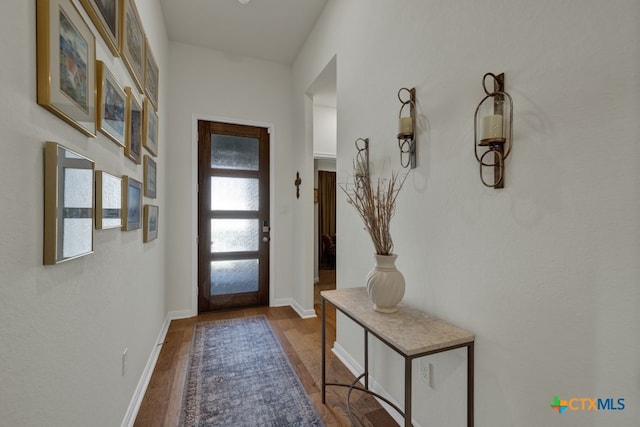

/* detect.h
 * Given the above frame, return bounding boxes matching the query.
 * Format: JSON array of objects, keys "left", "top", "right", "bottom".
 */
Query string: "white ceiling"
[{"left": 159, "top": 0, "right": 329, "bottom": 65}]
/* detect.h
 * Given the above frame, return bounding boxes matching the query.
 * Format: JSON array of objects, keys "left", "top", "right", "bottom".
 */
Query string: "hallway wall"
[
  {"left": 0, "top": 0, "right": 169, "bottom": 425},
  {"left": 293, "top": 0, "right": 640, "bottom": 425}
]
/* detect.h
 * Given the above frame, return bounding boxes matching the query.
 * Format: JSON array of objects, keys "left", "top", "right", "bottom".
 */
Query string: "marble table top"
[{"left": 321, "top": 287, "right": 474, "bottom": 356}]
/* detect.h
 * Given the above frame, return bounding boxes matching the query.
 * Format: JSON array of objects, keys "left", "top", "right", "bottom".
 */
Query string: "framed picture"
[
  {"left": 120, "top": 0, "right": 144, "bottom": 93},
  {"left": 95, "top": 171, "right": 122, "bottom": 229},
  {"left": 97, "top": 61, "right": 126, "bottom": 147},
  {"left": 143, "top": 155, "right": 157, "bottom": 198},
  {"left": 144, "top": 37, "right": 159, "bottom": 110},
  {"left": 43, "top": 142, "right": 95, "bottom": 265},
  {"left": 142, "top": 98, "right": 158, "bottom": 156},
  {"left": 122, "top": 176, "right": 142, "bottom": 231},
  {"left": 125, "top": 87, "right": 142, "bottom": 164},
  {"left": 37, "top": 0, "right": 96, "bottom": 137},
  {"left": 143, "top": 205, "right": 159, "bottom": 242},
  {"left": 79, "top": 0, "right": 119, "bottom": 56}
]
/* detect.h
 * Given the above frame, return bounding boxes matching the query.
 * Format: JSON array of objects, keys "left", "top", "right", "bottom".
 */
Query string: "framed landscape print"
[
  {"left": 144, "top": 38, "right": 159, "bottom": 110},
  {"left": 122, "top": 176, "right": 142, "bottom": 231},
  {"left": 143, "top": 205, "right": 159, "bottom": 242},
  {"left": 125, "top": 87, "right": 142, "bottom": 164},
  {"left": 143, "top": 155, "right": 156, "bottom": 198},
  {"left": 97, "top": 61, "right": 126, "bottom": 147},
  {"left": 36, "top": 0, "right": 96, "bottom": 137},
  {"left": 79, "top": 0, "right": 119, "bottom": 56},
  {"left": 95, "top": 170, "right": 122, "bottom": 229},
  {"left": 121, "top": 0, "right": 144, "bottom": 93},
  {"left": 44, "top": 142, "right": 95, "bottom": 265},
  {"left": 142, "top": 98, "right": 158, "bottom": 156}
]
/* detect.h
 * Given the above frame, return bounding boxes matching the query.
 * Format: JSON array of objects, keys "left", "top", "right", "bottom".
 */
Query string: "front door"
[{"left": 198, "top": 120, "right": 270, "bottom": 311}]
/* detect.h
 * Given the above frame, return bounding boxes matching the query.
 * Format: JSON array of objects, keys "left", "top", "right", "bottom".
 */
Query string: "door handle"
[{"left": 262, "top": 236, "right": 270, "bottom": 242}]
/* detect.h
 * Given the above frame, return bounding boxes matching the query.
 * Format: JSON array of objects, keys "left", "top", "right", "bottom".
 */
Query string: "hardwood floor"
[{"left": 134, "top": 275, "right": 397, "bottom": 426}]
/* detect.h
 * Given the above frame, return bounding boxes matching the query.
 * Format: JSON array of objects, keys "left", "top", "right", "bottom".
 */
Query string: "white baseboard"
[
  {"left": 331, "top": 341, "right": 361, "bottom": 376},
  {"left": 331, "top": 342, "right": 422, "bottom": 427},
  {"left": 272, "top": 297, "right": 317, "bottom": 319},
  {"left": 120, "top": 310, "right": 192, "bottom": 427},
  {"left": 168, "top": 308, "right": 196, "bottom": 320}
]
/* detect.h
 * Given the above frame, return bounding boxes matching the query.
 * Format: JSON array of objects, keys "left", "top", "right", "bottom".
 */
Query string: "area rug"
[{"left": 180, "top": 315, "right": 324, "bottom": 426}]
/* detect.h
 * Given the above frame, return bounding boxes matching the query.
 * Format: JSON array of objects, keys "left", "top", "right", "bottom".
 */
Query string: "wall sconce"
[
  {"left": 474, "top": 73, "right": 513, "bottom": 188},
  {"left": 354, "top": 137, "right": 369, "bottom": 189},
  {"left": 397, "top": 87, "right": 416, "bottom": 169}
]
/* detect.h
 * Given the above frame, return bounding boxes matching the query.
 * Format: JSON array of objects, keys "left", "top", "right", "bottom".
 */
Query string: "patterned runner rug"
[{"left": 180, "top": 315, "right": 324, "bottom": 426}]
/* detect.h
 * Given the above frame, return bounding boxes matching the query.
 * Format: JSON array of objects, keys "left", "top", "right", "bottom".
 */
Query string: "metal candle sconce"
[
  {"left": 354, "top": 137, "right": 369, "bottom": 190},
  {"left": 397, "top": 87, "right": 416, "bottom": 169},
  {"left": 474, "top": 73, "right": 513, "bottom": 188}
]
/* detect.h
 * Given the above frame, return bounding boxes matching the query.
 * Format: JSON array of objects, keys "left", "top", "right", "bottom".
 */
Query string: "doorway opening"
[{"left": 308, "top": 57, "right": 337, "bottom": 314}]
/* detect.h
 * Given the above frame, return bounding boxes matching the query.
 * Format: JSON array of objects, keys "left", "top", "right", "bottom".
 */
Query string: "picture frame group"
[{"left": 36, "top": 0, "right": 160, "bottom": 144}]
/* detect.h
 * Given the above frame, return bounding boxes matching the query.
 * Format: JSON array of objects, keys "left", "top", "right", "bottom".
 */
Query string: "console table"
[{"left": 321, "top": 287, "right": 475, "bottom": 427}]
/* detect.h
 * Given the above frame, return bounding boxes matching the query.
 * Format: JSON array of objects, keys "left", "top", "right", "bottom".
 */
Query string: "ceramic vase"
[{"left": 366, "top": 254, "right": 405, "bottom": 313}]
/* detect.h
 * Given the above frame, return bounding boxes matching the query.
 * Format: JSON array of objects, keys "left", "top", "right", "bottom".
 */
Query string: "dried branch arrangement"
[{"left": 341, "top": 158, "right": 407, "bottom": 255}]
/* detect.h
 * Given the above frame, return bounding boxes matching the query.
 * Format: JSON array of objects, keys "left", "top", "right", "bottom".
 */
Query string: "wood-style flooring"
[{"left": 134, "top": 271, "right": 397, "bottom": 427}]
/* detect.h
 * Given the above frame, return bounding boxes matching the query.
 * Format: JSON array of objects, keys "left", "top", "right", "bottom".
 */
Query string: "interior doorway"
[{"left": 308, "top": 57, "right": 337, "bottom": 313}]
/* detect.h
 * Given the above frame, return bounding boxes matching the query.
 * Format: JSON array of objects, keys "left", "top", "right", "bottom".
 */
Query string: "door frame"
[{"left": 190, "top": 114, "right": 275, "bottom": 315}]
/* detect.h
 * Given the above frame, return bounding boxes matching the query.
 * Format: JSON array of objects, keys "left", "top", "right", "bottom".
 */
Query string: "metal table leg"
[
  {"left": 405, "top": 357, "right": 412, "bottom": 427},
  {"left": 322, "top": 298, "right": 326, "bottom": 404},
  {"left": 468, "top": 342, "right": 474, "bottom": 427}
]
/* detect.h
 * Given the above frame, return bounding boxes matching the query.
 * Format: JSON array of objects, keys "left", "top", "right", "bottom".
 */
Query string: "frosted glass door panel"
[
  {"left": 211, "top": 259, "right": 259, "bottom": 295},
  {"left": 211, "top": 219, "right": 259, "bottom": 253},
  {"left": 211, "top": 134, "right": 259, "bottom": 170},
  {"left": 211, "top": 177, "right": 259, "bottom": 211}
]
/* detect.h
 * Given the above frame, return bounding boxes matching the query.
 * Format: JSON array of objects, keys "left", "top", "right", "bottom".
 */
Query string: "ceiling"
[{"left": 159, "top": 0, "right": 329, "bottom": 65}]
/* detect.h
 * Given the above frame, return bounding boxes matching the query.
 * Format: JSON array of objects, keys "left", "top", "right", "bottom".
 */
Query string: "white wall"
[
  {"left": 313, "top": 104, "right": 337, "bottom": 158},
  {"left": 0, "top": 0, "right": 169, "bottom": 425},
  {"left": 294, "top": 0, "right": 640, "bottom": 426},
  {"left": 165, "top": 42, "right": 309, "bottom": 314}
]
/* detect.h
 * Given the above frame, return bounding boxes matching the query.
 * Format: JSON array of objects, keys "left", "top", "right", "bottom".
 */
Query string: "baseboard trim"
[
  {"left": 120, "top": 310, "right": 189, "bottom": 427},
  {"left": 272, "top": 297, "right": 317, "bottom": 319}
]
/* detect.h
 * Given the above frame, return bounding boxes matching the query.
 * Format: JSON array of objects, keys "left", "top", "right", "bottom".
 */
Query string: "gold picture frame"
[
  {"left": 143, "top": 205, "right": 159, "bottom": 242},
  {"left": 44, "top": 142, "right": 95, "bottom": 265},
  {"left": 120, "top": 0, "right": 145, "bottom": 93},
  {"left": 37, "top": 0, "right": 96, "bottom": 137},
  {"left": 95, "top": 170, "right": 122, "bottom": 229},
  {"left": 79, "top": 0, "right": 120, "bottom": 56},
  {"left": 122, "top": 176, "right": 142, "bottom": 231},
  {"left": 144, "top": 37, "right": 159, "bottom": 111},
  {"left": 143, "top": 155, "right": 157, "bottom": 198},
  {"left": 124, "top": 87, "right": 142, "bottom": 164},
  {"left": 142, "top": 97, "right": 158, "bottom": 156},
  {"left": 97, "top": 61, "right": 126, "bottom": 147}
]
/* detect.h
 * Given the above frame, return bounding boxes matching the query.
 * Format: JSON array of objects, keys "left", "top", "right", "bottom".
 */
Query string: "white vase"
[{"left": 366, "top": 254, "right": 405, "bottom": 313}]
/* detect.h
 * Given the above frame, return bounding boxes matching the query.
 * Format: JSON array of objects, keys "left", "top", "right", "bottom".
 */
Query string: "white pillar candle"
[
  {"left": 482, "top": 114, "right": 503, "bottom": 140},
  {"left": 398, "top": 116, "right": 413, "bottom": 135}
]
